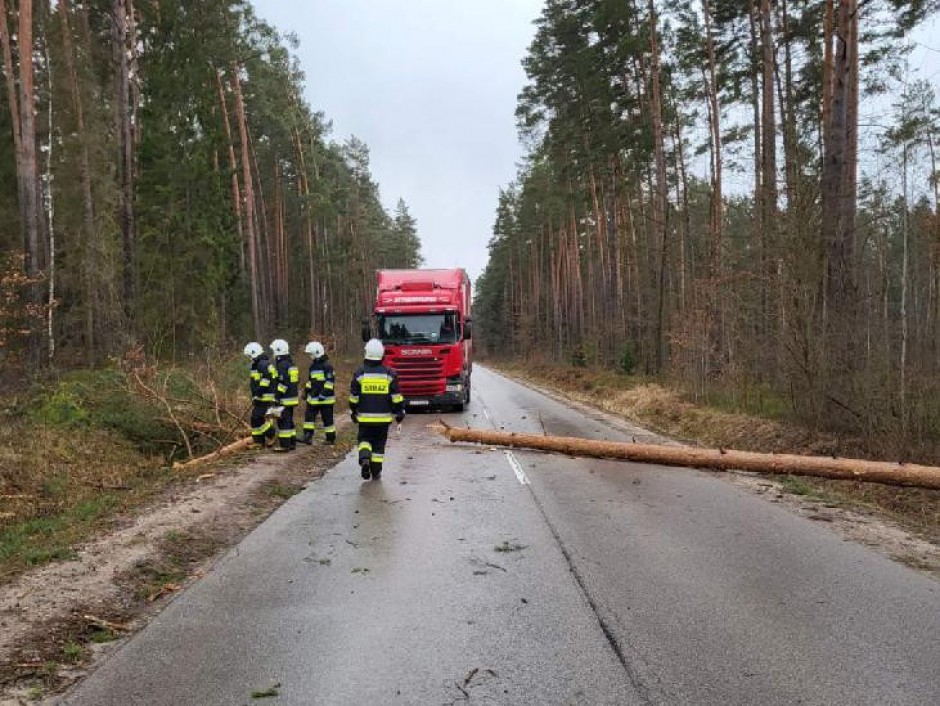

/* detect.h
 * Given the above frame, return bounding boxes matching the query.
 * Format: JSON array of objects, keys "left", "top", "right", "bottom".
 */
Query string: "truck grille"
[{"left": 389, "top": 355, "right": 445, "bottom": 397}]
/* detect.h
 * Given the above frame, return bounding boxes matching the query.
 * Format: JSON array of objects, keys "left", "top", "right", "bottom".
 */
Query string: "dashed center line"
[{"left": 505, "top": 451, "right": 529, "bottom": 485}]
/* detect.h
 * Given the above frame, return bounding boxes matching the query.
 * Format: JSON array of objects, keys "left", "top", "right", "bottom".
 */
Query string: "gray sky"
[
  {"left": 250, "top": 1, "right": 940, "bottom": 283},
  {"left": 251, "top": 0, "right": 544, "bottom": 282}
]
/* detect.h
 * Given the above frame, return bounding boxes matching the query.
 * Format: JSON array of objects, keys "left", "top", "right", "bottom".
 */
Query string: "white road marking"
[
  {"left": 505, "top": 450, "right": 529, "bottom": 485},
  {"left": 483, "top": 407, "right": 493, "bottom": 423}
]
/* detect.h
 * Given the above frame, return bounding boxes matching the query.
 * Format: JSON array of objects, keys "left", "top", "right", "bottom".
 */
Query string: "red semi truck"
[{"left": 364, "top": 269, "right": 473, "bottom": 411}]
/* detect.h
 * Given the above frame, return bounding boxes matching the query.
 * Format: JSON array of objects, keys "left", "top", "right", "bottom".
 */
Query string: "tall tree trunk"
[
  {"left": 113, "top": 0, "right": 136, "bottom": 328},
  {"left": 821, "top": 0, "right": 859, "bottom": 417},
  {"left": 748, "top": 0, "right": 763, "bottom": 262},
  {"left": 0, "top": 0, "right": 20, "bottom": 155},
  {"left": 702, "top": 0, "right": 723, "bottom": 275},
  {"left": 230, "top": 63, "right": 262, "bottom": 339},
  {"left": 2, "top": 0, "right": 44, "bottom": 364},
  {"left": 214, "top": 67, "right": 244, "bottom": 275},
  {"left": 291, "top": 125, "right": 318, "bottom": 333},
  {"left": 59, "top": 0, "right": 97, "bottom": 362},
  {"left": 648, "top": 0, "right": 668, "bottom": 373},
  {"left": 927, "top": 131, "right": 940, "bottom": 363},
  {"left": 43, "top": 23, "right": 54, "bottom": 361},
  {"left": 760, "top": 0, "right": 779, "bottom": 377},
  {"left": 900, "top": 143, "right": 910, "bottom": 438},
  {"left": 821, "top": 0, "right": 834, "bottom": 160}
]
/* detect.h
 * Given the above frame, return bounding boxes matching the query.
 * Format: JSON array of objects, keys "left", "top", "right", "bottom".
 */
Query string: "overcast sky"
[
  {"left": 250, "top": 0, "right": 543, "bottom": 282},
  {"left": 250, "top": 1, "right": 940, "bottom": 283}
]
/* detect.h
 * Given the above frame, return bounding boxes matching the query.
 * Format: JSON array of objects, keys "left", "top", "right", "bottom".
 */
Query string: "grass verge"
[{"left": 0, "top": 352, "right": 357, "bottom": 583}]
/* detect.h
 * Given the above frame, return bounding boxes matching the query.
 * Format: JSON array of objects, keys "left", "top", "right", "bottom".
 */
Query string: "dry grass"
[{"left": 495, "top": 360, "right": 940, "bottom": 543}]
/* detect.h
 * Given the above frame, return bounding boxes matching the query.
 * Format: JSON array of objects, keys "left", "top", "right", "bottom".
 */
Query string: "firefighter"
[
  {"left": 349, "top": 338, "right": 405, "bottom": 480},
  {"left": 243, "top": 342, "right": 277, "bottom": 448},
  {"left": 300, "top": 340, "right": 336, "bottom": 445},
  {"left": 270, "top": 338, "right": 300, "bottom": 452}
]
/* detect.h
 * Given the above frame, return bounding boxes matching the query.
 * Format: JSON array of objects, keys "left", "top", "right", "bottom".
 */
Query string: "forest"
[
  {"left": 476, "top": 0, "right": 940, "bottom": 453},
  {"left": 0, "top": 0, "right": 421, "bottom": 364}
]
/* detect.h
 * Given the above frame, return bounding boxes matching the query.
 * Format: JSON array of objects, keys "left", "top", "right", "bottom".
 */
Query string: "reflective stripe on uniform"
[
  {"left": 358, "top": 441, "right": 372, "bottom": 452},
  {"left": 307, "top": 397, "right": 335, "bottom": 405},
  {"left": 259, "top": 379, "right": 270, "bottom": 387},
  {"left": 259, "top": 394, "right": 275, "bottom": 402},
  {"left": 252, "top": 421, "right": 272, "bottom": 434},
  {"left": 371, "top": 454, "right": 384, "bottom": 463},
  {"left": 348, "top": 395, "right": 360, "bottom": 404},
  {"left": 323, "top": 382, "right": 335, "bottom": 391},
  {"left": 289, "top": 367, "right": 299, "bottom": 383},
  {"left": 309, "top": 372, "right": 326, "bottom": 380},
  {"left": 278, "top": 429, "right": 296, "bottom": 438},
  {"left": 357, "top": 412, "right": 393, "bottom": 423},
  {"left": 303, "top": 422, "right": 316, "bottom": 431},
  {"left": 250, "top": 371, "right": 261, "bottom": 380},
  {"left": 281, "top": 397, "right": 299, "bottom": 406},
  {"left": 323, "top": 425, "right": 336, "bottom": 433},
  {"left": 392, "top": 394, "right": 404, "bottom": 404}
]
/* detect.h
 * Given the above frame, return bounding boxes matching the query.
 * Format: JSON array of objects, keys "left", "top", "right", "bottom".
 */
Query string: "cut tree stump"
[{"left": 437, "top": 425, "right": 940, "bottom": 490}]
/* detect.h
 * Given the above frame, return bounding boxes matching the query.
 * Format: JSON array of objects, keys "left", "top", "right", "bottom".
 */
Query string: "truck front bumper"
[{"left": 405, "top": 390, "right": 464, "bottom": 409}]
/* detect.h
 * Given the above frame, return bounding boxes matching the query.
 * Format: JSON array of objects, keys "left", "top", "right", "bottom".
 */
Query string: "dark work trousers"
[
  {"left": 357, "top": 423, "right": 390, "bottom": 474},
  {"left": 303, "top": 404, "right": 336, "bottom": 442},
  {"left": 277, "top": 404, "right": 297, "bottom": 449},
  {"left": 250, "top": 403, "right": 275, "bottom": 445}
]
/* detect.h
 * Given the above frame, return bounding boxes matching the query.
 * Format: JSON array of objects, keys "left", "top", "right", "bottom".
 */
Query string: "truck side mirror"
[
  {"left": 463, "top": 318, "right": 473, "bottom": 340},
  {"left": 361, "top": 319, "right": 372, "bottom": 343}
]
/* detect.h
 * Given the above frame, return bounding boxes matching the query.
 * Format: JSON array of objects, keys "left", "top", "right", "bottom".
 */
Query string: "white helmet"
[
  {"left": 270, "top": 338, "right": 290, "bottom": 357},
  {"left": 305, "top": 341, "right": 325, "bottom": 359},
  {"left": 243, "top": 342, "right": 263, "bottom": 359},
  {"left": 364, "top": 338, "right": 385, "bottom": 361}
]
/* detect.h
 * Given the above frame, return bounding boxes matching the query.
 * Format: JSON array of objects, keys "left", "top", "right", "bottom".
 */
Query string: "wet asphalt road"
[{"left": 61, "top": 366, "right": 939, "bottom": 705}]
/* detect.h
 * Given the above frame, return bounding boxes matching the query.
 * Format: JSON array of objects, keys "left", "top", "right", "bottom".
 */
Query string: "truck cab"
[{"left": 367, "top": 269, "right": 473, "bottom": 411}]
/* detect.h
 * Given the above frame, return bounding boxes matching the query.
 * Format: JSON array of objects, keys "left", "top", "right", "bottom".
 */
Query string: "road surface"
[{"left": 61, "top": 366, "right": 940, "bottom": 705}]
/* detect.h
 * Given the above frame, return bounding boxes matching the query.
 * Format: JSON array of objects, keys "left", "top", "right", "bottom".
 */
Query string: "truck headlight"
[{"left": 446, "top": 383, "right": 463, "bottom": 393}]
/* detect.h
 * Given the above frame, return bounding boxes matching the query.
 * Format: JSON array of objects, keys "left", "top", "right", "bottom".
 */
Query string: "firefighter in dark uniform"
[
  {"left": 300, "top": 340, "right": 336, "bottom": 445},
  {"left": 349, "top": 338, "right": 405, "bottom": 480},
  {"left": 270, "top": 338, "right": 300, "bottom": 452},
  {"left": 244, "top": 342, "right": 278, "bottom": 448}
]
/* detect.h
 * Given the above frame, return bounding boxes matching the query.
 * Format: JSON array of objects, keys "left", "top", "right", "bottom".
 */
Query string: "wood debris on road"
[{"left": 436, "top": 423, "right": 940, "bottom": 490}]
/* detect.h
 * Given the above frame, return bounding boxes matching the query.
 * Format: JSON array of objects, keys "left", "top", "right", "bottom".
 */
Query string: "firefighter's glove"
[
  {"left": 350, "top": 412, "right": 358, "bottom": 424},
  {"left": 395, "top": 412, "right": 405, "bottom": 424}
]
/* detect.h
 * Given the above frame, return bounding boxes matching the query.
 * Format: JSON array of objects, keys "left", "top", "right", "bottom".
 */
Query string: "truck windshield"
[{"left": 378, "top": 313, "right": 459, "bottom": 345}]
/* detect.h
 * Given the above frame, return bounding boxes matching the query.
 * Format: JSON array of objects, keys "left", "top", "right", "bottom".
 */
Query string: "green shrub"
[
  {"left": 619, "top": 344, "right": 638, "bottom": 375},
  {"left": 28, "top": 385, "right": 89, "bottom": 427}
]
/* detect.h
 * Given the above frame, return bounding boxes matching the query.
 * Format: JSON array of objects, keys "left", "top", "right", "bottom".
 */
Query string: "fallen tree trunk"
[
  {"left": 438, "top": 426, "right": 940, "bottom": 490},
  {"left": 172, "top": 436, "right": 254, "bottom": 471}
]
